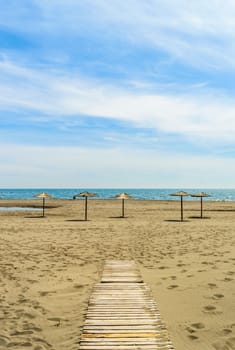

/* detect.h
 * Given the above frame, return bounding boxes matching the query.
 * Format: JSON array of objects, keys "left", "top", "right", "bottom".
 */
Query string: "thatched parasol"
[
  {"left": 114, "top": 192, "right": 132, "bottom": 218},
  {"left": 73, "top": 192, "right": 96, "bottom": 221},
  {"left": 190, "top": 192, "right": 210, "bottom": 218},
  {"left": 170, "top": 191, "right": 190, "bottom": 221},
  {"left": 34, "top": 192, "right": 52, "bottom": 217}
]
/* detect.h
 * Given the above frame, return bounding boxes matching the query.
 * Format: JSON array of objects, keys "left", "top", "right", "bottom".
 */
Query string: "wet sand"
[{"left": 0, "top": 198, "right": 235, "bottom": 350}]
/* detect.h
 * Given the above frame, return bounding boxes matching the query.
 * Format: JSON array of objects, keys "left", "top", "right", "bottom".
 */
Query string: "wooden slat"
[
  {"left": 83, "top": 329, "right": 166, "bottom": 334},
  {"left": 80, "top": 346, "right": 173, "bottom": 348},
  {"left": 83, "top": 326, "right": 165, "bottom": 330},
  {"left": 79, "top": 260, "right": 175, "bottom": 350},
  {"left": 80, "top": 344, "right": 174, "bottom": 350}
]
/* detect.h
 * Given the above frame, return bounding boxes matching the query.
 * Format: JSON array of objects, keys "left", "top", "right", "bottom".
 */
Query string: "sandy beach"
[{"left": 0, "top": 198, "right": 234, "bottom": 350}]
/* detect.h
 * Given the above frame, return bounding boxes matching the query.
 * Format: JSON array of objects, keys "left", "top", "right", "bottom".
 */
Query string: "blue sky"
[{"left": 1, "top": 0, "right": 235, "bottom": 188}]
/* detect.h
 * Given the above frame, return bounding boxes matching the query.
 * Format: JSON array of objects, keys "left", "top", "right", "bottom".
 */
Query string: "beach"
[{"left": 0, "top": 198, "right": 235, "bottom": 350}]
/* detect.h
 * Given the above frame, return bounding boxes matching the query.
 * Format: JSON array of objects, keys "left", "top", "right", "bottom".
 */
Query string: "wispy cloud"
[
  {"left": 2, "top": 1, "right": 235, "bottom": 70},
  {"left": 1, "top": 59, "right": 235, "bottom": 144}
]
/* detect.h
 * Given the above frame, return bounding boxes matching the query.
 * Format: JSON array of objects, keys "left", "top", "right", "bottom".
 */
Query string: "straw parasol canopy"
[
  {"left": 170, "top": 191, "right": 190, "bottom": 221},
  {"left": 114, "top": 192, "right": 133, "bottom": 218},
  {"left": 73, "top": 192, "right": 96, "bottom": 221},
  {"left": 34, "top": 192, "right": 52, "bottom": 217},
  {"left": 190, "top": 192, "right": 211, "bottom": 218}
]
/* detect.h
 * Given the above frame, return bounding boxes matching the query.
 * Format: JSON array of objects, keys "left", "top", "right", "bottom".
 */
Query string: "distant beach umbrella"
[
  {"left": 114, "top": 192, "right": 133, "bottom": 218},
  {"left": 34, "top": 192, "right": 52, "bottom": 217},
  {"left": 190, "top": 192, "right": 211, "bottom": 218},
  {"left": 170, "top": 191, "right": 190, "bottom": 222},
  {"left": 73, "top": 192, "right": 96, "bottom": 221}
]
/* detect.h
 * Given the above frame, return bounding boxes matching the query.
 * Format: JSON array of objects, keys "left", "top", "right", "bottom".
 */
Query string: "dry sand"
[{"left": 0, "top": 198, "right": 234, "bottom": 350}]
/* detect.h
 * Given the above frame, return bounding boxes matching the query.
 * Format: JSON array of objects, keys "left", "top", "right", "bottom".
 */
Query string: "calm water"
[
  {"left": 0, "top": 188, "right": 235, "bottom": 201},
  {"left": 0, "top": 207, "right": 41, "bottom": 211}
]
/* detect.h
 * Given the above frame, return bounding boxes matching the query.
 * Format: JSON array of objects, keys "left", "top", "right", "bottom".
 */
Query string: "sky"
[{"left": 1, "top": 0, "right": 235, "bottom": 188}]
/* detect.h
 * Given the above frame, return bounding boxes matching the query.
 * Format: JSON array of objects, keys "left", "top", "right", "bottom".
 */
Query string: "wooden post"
[
  {"left": 42, "top": 197, "right": 45, "bottom": 217},
  {"left": 85, "top": 196, "right": 88, "bottom": 221},
  {"left": 200, "top": 197, "right": 203, "bottom": 218},
  {"left": 122, "top": 198, "right": 125, "bottom": 217},
  {"left": 181, "top": 196, "right": 183, "bottom": 221}
]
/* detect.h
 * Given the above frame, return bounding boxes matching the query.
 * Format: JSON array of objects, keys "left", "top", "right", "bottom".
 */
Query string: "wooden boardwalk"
[{"left": 79, "top": 260, "right": 175, "bottom": 350}]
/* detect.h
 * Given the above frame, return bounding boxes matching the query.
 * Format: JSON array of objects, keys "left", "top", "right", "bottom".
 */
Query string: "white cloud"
[
  {"left": 1, "top": 59, "right": 235, "bottom": 143},
  {"left": 1, "top": 1, "right": 235, "bottom": 70},
  {"left": 7, "top": 0, "right": 234, "bottom": 70}
]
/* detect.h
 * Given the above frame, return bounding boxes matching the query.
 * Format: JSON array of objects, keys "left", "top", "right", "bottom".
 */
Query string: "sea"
[{"left": 0, "top": 188, "right": 235, "bottom": 201}]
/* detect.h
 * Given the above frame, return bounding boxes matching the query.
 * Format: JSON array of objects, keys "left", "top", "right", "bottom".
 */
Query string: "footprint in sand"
[
  {"left": 73, "top": 283, "right": 85, "bottom": 289},
  {"left": 223, "top": 277, "right": 233, "bottom": 282},
  {"left": 208, "top": 283, "right": 217, "bottom": 288},
  {"left": 204, "top": 305, "right": 216, "bottom": 311},
  {"left": 39, "top": 290, "right": 56, "bottom": 296},
  {"left": 226, "top": 271, "right": 235, "bottom": 276},
  {"left": 203, "top": 305, "right": 222, "bottom": 314},
  {"left": 221, "top": 328, "right": 232, "bottom": 336},
  {"left": 170, "top": 276, "right": 177, "bottom": 280},
  {"left": 191, "top": 322, "right": 205, "bottom": 330},
  {"left": 47, "top": 317, "right": 61, "bottom": 327},
  {"left": 185, "top": 327, "right": 199, "bottom": 340},
  {"left": 202, "top": 261, "right": 210, "bottom": 265},
  {"left": 167, "top": 284, "right": 179, "bottom": 289},
  {"left": 18, "top": 295, "right": 29, "bottom": 304},
  {"left": 213, "top": 293, "right": 224, "bottom": 300},
  {"left": 188, "top": 335, "right": 199, "bottom": 340},
  {"left": 186, "top": 326, "right": 196, "bottom": 334}
]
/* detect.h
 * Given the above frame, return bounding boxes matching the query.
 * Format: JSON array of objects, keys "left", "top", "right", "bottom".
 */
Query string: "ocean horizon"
[{"left": 1, "top": 188, "right": 235, "bottom": 201}]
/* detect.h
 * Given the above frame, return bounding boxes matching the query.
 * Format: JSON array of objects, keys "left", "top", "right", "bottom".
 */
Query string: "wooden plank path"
[{"left": 79, "top": 260, "right": 175, "bottom": 350}]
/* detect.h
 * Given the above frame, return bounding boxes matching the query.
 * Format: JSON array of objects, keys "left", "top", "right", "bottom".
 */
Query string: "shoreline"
[{"left": 1, "top": 197, "right": 235, "bottom": 205}]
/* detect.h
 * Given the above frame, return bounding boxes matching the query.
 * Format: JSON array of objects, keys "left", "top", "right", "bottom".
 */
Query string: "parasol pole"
[
  {"left": 122, "top": 198, "right": 125, "bottom": 217},
  {"left": 42, "top": 197, "right": 45, "bottom": 217},
  {"left": 181, "top": 195, "right": 183, "bottom": 221},
  {"left": 201, "top": 197, "right": 203, "bottom": 218},
  {"left": 85, "top": 196, "right": 88, "bottom": 221}
]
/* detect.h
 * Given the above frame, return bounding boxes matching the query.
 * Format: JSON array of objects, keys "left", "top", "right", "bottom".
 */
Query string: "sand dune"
[{"left": 0, "top": 199, "right": 234, "bottom": 350}]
